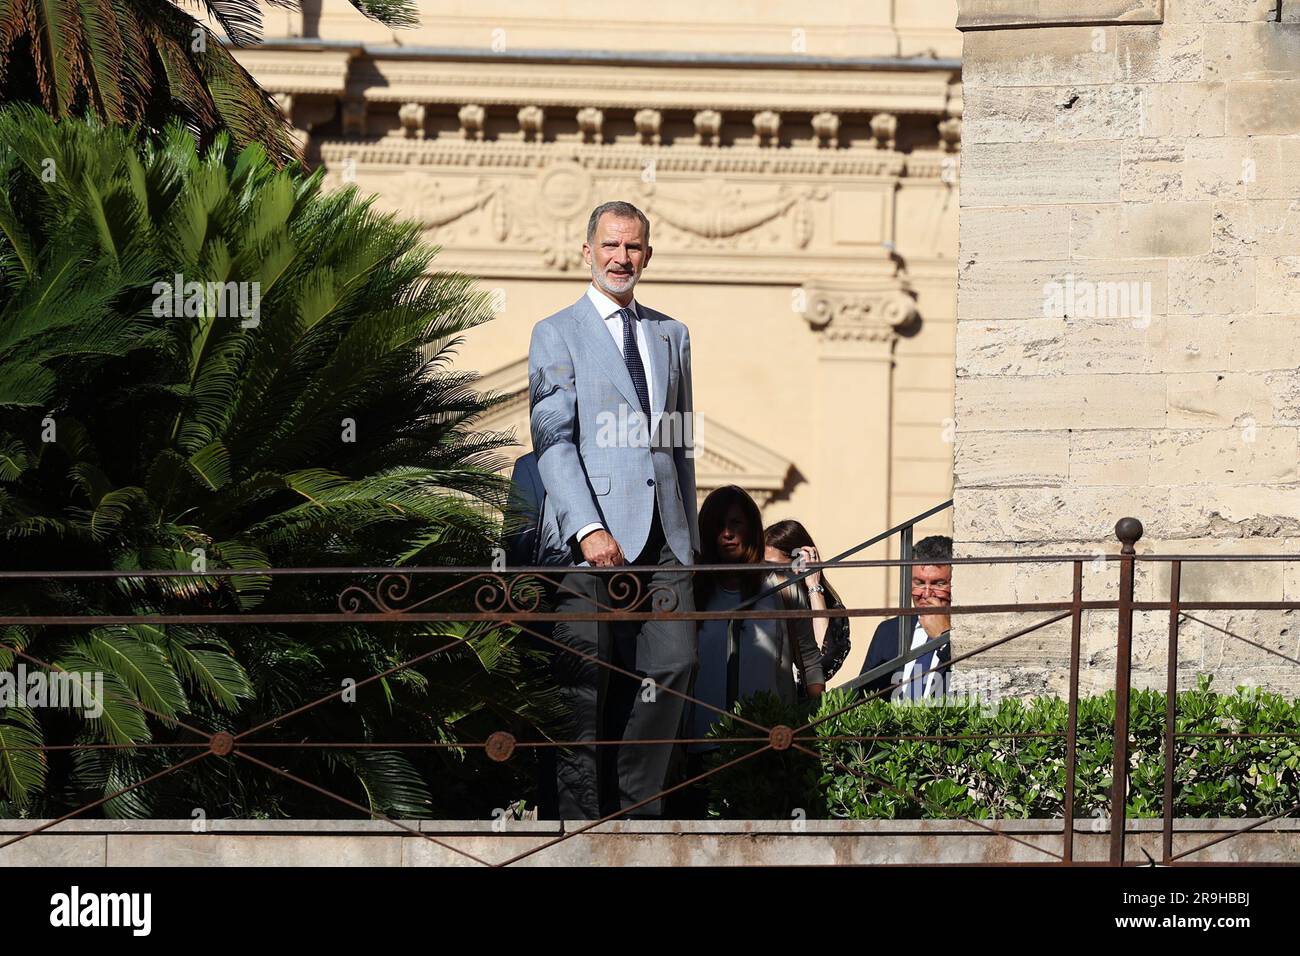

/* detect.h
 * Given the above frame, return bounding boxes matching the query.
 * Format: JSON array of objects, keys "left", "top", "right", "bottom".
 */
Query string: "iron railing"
[{"left": 1, "top": 515, "right": 1298, "bottom": 865}]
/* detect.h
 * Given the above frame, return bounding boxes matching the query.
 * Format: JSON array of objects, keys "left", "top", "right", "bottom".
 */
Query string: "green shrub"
[
  {"left": 703, "top": 676, "right": 1300, "bottom": 819},
  {"left": 0, "top": 108, "right": 561, "bottom": 819},
  {"left": 705, "top": 692, "right": 828, "bottom": 819}
]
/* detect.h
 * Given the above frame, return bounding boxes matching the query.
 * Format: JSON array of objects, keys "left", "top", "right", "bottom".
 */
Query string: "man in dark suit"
[
  {"left": 854, "top": 535, "right": 953, "bottom": 701},
  {"left": 503, "top": 452, "right": 567, "bottom": 569},
  {"left": 502, "top": 452, "right": 573, "bottom": 820}
]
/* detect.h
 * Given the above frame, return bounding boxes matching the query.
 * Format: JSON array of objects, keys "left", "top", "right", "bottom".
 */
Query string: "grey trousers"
[{"left": 548, "top": 511, "right": 696, "bottom": 819}]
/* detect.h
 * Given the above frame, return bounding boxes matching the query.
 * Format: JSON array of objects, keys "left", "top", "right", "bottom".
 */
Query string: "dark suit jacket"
[
  {"left": 504, "top": 452, "right": 568, "bottom": 567},
  {"left": 856, "top": 616, "right": 952, "bottom": 697}
]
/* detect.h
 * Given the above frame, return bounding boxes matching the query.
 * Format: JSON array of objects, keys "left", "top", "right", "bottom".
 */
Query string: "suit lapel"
[
  {"left": 645, "top": 311, "right": 670, "bottom": 419},
  {"left": 572, "top": 294, "right": 643, "bottom": 415}
]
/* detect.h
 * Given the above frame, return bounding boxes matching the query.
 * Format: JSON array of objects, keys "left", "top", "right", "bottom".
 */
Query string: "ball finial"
[{"left": 1115, "top": 517, "right": 1143, "bottom": 554}]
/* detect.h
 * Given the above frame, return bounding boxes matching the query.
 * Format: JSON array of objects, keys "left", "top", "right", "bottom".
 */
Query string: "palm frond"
[
  {"left": 0, "top": 107, "right": 554, "bottom": 819},
  {"left": 0, "top": 704, "right": 45, "bottom": 807}
]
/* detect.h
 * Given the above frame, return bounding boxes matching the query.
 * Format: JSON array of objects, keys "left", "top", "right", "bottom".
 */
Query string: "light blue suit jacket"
[{"left": 528, "top": 292, "right": 699, "bottom": 565}]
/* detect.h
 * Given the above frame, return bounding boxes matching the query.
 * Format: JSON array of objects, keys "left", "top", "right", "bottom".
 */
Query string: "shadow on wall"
[{"left": 302, "top": 0, "right": 322, "bottom": 38}]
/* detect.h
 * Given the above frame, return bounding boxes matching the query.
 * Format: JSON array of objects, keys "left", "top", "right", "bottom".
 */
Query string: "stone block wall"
[{"left": 953, "top": 1, "right": 1300, "bottom": 695}]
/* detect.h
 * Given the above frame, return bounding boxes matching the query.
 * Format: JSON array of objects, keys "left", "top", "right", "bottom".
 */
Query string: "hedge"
[{"left": 703, "top": 677, "right": 1300, "bottom": 820}]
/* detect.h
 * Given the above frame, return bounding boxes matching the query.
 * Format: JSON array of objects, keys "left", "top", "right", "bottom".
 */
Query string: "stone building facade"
[
  {"left": 233, "top": 1, "right": 964, "bottom": 681},
  {"left": 954, "top": 1, "right": 1300, "bottom": 695}
]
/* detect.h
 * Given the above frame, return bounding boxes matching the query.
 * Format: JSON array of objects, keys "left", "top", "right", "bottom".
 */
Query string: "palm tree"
[
  {"left": 0, "top": 105, "right": 560, "bottom": 819},
  {"left": 0, "top": 0, "right": 417, "bottom": 164}
]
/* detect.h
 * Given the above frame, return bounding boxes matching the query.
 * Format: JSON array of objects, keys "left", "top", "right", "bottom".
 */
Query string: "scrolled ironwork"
[
  {"left": 337, "top": 573, "right": 412, "bottom": 614},
  {"left": 606, "top": 570, "right": 644, "bottom": 610},
  {"left": 473, "top": 573, "right": 511, "bottom": 612},
  {"left": 649, "top": 584, "right": 681, "bottom": 613}
]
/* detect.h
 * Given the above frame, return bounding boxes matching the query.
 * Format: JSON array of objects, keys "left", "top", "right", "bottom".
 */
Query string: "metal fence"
[{"left": 1, "top": 515, "right": 1298, "bottom": 866}]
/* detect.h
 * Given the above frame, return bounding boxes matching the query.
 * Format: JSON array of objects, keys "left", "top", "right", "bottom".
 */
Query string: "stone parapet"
[{"left": 3, "top": 817, "right": 1297, "bottom": 865}]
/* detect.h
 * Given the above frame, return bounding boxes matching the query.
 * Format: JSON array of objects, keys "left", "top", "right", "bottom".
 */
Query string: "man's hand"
[
  {"left": 806, "top": 683, "right": 825, "bottom": 697},
  {"left": 579, "top": 529, "right": 625, "bottom": 567},
  {"left": 919, "top": 612, "right": 950, "bottom": 638}
]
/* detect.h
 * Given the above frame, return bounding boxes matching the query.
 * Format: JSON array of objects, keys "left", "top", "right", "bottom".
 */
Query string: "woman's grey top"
[{"left": 686, "top": 571, "right": 826, "bottom": 752}]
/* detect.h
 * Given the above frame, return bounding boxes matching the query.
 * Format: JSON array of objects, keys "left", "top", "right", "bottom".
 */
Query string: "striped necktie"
[{"left": 618, "top": 307, "right": 652, "bottom": 421}]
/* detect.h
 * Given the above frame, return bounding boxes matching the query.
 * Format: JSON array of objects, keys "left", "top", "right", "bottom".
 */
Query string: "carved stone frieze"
[
  {"left": 533, "top": 158, "right": 592, "bottom": 269},
  {"left": 316, "top": 136, "right": 914, "bottom": 277},
  {"left": 370, "top": 173, "right": 505, "bottom": 236},
  {"left": 638, "top": 179, "right": 826, "bottom": 250}
]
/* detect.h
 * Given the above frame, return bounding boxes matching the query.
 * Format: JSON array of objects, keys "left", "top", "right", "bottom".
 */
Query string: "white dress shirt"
[
  {"left": 901, "top": 619, "right": 941, "bottom": 700},
  {"left": 574, "top": 283, "right": 656, "bottom": 547},
  {"left": 585, "top": 283, "right": 654, "bottom": 401}
]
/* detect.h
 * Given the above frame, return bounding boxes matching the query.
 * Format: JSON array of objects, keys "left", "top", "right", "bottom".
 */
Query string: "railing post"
[
  {"left": 1063, "top": 560, "right": 1083, "bottom": 864},
  {"left": 1163, "top": 560, "right": 1181, "bottom": 864},
  {"left": 898, "top": 525, "right": 914, "bottom": 661},
  {"left": 1111, "top": 517, "right": 1143, "bottom": 867}
]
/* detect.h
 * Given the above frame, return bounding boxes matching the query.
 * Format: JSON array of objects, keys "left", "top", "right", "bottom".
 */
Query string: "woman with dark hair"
[
  {"left": 687, "top": 487, "right": 824, "bottom": 740},
  {"left": 672, "top": 486, "right": 824, "bottom": 815},
  {"left": 764, "top": 520, "right": 852, "bottom": 685}
]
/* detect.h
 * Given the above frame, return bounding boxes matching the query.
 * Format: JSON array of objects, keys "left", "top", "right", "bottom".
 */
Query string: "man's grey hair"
[
  {"left": 913, "top": 535, "right": 953, "bottom": 564},
  {"left": 586, "top": 201, "right": 651, "bottom": 247}
]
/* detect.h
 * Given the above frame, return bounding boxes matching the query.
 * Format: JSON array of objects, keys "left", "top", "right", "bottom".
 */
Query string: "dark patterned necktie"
[{"left": 618, "top": 307, "right": 652, "bottom": 421}]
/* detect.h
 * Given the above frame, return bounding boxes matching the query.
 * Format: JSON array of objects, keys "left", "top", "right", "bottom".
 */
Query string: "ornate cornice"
[
  {"left": 304, "top": 90, "right": 961, "bottom": 282},
  {"left": 906, "top": 154, "right": 961, "bottom": 180},
  {"left": 227, "top": 49, "right": 355, "bottom": 96},
  {"left": 956, "top": 0, "right": 1162, "bottom": 30},
  {"left": 232, "top": 46, "right": 960, "bottom": 117},
  {"left": 431, "top": 256, "right": 900, "bottom": 284},
  {"left": 316, "top": 139, "right": 915, "bottom": 178},
  {"left": 357, "top": 63, "right": 955, "bottom": 115}
]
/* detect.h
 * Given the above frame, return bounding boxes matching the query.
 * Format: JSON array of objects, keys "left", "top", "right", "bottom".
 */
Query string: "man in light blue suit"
[{"left": 528, "top": 200, "right": 699, "bottom": 819}]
